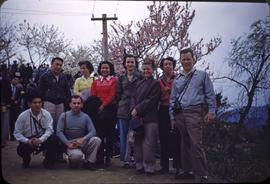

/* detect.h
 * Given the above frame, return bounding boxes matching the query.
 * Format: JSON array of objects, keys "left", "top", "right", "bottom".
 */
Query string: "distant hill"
[{"left": 218, "top": 105, "right": 269, "bottom": 128}]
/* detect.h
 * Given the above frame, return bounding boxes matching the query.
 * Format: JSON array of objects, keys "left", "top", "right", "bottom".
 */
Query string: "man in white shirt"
[{"left": 14, "top": 90, "right": 58, "bottom": 169}]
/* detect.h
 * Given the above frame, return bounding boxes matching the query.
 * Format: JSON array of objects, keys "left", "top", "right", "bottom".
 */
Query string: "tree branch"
[{"left": 214, "top": 76, "right": 249, "bottom": 94}]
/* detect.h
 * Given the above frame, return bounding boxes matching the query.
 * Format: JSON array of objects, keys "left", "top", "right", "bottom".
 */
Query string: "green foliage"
[{"left": 204, "top": 122, "right": 270, "bottom": 182}]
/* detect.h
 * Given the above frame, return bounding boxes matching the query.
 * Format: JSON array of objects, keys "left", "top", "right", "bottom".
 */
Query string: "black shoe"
[
  {"left": 136, "top": 169, "right": 144, "bottom": 175},
  {"left": 200, "top": 176, "right": 208, "bottom": 183},
  {"left": 83, "top": 161, "right": 96, "bottom": 170},
  {"left": 22, "top": 157, "right": 30, "bottom": 169},
  {"left": 145, "top": 171, "right": 154, "bottom": 176},
  {"left": 56, "top": 153, "right": 67, "bottom": 163},
  {"left": 105, "top": 158, "right": 111, "bottom": 167},
  {"left": 43, "top": 159, "right": 55, "bottom": 169},
  {"left": 175, "top": 171, "right": 195, "bottom": 180},
  {"left": 157, "top": 167, "right": 169, "bottom": 174}
]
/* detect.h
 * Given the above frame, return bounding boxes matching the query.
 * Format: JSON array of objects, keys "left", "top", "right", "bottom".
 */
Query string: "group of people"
[{"left": 3, "top": 47, "right": 216, "bottom": 182}]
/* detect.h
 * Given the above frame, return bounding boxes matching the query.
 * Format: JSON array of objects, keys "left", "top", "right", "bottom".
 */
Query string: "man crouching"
[
  {"left": 57, "top": 95, "right": 101, "bottom": 170},
  {"left": 14, "top": 90, "right": 58, "bottom": 169}
]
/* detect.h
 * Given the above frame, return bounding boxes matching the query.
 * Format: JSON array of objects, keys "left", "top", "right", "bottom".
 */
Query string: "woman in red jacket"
[{"left": 90, "top": 61, "right": 117, "bottom": 167}]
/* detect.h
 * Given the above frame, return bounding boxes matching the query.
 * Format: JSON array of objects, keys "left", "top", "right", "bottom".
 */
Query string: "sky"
[{"left": 1, "top": 0, "right": 269, "bottom": 106}]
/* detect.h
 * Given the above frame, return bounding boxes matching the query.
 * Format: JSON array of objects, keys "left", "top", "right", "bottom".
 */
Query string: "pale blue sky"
[{"left": 1, "top": 0, "right": 269, "bottom": 106}]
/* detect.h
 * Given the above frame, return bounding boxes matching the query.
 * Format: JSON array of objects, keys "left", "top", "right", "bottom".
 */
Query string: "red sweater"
[
  {"left": 159, "top": 76, "right": 174, "bottom": 106},
  {"left": 90, "top": 76, "right": 117, "bottom": 108}
]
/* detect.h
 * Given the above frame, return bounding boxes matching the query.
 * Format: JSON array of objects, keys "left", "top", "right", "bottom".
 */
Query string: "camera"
[
  {"left": 34, "top": 143, "right": 42, "bottom": 155},
  {"left": 173, "top": 101, "right": 182, "bottom": 113}
]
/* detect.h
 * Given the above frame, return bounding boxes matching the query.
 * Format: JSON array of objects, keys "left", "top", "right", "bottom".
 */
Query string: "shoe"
[
  {"left": 200, "top": 176, "right": 208, "bottom": 183},
  {"left": 68, "top": 160, "right": 80, "bottom": 169},
  {"left": 120, "top": 161, "right": 130, "bottom": 168},
  {"left": 105, "top": 158, "right": 111, "bottom": 167},
  {"left": 175, "top": 171, "right": 195, "bottom": 179},
  {"left": 22, "top": 157, "right": 30, "bottom": 169},
  {"left": 157, "top": 167, "right": 169, "bottom": 174},
  {"left": 145, "top": 171, "right": 154, "bottom": 176},
  {"left": 83, "top": 161, "right": 96, "bottom": 170},
  {"left": 136, "top": 169, "right": 144, "bottom": 175},
  {"left": 43, "top": 159, "right": 55, "bottom": 169},
  {"left": 56, "top": 153, "right": 67, "bottom": 164}
]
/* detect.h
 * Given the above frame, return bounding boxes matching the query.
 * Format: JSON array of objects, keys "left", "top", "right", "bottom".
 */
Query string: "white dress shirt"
[{"left": 14, "top": 108, "right": 54, "bottom": 143}]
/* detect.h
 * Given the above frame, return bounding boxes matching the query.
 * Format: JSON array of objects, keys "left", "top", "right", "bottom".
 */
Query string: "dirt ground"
[{"left": 1, "top": 141, "right": 226, "bottom": 184}]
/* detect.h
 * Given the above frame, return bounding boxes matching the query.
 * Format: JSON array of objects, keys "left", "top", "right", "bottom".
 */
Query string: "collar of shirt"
[
  {"left": 100, "top": 75, "right": 112, "bottom": 82},
  {"left": 81, "top": 75, "right": 91, "bottom": 80},
  {"left": 30, "top": 109, "right": 44, "bottom": 121},
  {"left": 179, "top": 67, "right": 196, "bottom": 77}
]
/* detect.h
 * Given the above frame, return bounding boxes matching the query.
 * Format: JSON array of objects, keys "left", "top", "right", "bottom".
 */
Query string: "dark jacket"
[
  {"left": 116, "top": 71, "right": 143, "bottom": 119},
  {"left": 130, "top": 76, "right": 161, "bottom": 124},
  {"left": 38, "top": 70, "right": 71, "bottom": 104}
]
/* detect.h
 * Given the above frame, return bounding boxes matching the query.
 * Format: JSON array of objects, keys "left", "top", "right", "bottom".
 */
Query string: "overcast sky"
[{"left": 1, "top": 0, "right": 269, "bottom": 106}]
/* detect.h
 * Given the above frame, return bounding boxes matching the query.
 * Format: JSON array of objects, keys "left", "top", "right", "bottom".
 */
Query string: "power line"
[
  {"left": 1, "top": 11, "right": 90, "bottom": 16},
  {"left": 1, "top": 8, "right": 91, "bottom": 16},
  {"left": 114, "top": 1, "right": 120, "bottom": 15},
  {"left": 92, "top": 0, "right": 96, "bottom": 17}
]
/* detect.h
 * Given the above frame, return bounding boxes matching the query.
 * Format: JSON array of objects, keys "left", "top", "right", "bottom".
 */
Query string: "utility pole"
[{"left": 91, "top": 14, "right": 118, "bottom": 61}]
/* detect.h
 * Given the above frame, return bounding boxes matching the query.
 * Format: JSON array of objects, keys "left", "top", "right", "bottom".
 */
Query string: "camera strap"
[
  {"left": 175, "top": 70, "right": 196, "bottom": 104},
  {"left": 30, "top": 113, "right": 45, "bottom": 137}
]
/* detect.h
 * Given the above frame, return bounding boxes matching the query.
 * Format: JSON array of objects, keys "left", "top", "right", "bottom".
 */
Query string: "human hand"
[
  {"left": 32, "top": 138, "right": 42, "bottom": 146},
  {"left": 131, "top": 109, "right": 137, "bottom": 117},
  {"left": 204, "top": 112, "right": 215, "bottom": 124},
  {"left": 67, "top": 142, "right": 78, "bottom": 149},
  {"left": 98, "top": 105, "right": 104, "bottom": 112},
  {"left": 170, "top": 119, "right": 176, "bottom": 129},
  {"left": 75, "top": 138, "right": 85, "bottom": 146}
]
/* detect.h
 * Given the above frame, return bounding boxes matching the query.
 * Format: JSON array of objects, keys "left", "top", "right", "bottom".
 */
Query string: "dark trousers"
[
  {"left": 17, "top": 135, "right": 58, "bottom": 165},
  {"left": 95, "top": 104, "right": 117, "bottom": 164},
  {"left": 9, "top": 105, "right": 21, "bottom": 140},
  {"left": 158, "top": 105, "right": 181, "bottom": 170}
]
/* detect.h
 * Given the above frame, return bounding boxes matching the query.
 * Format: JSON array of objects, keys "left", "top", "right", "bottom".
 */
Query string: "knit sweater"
[
  {"left": 56, "top": 110, "right": 96, "bottom": 145},
  {"left": 90, "top": 76, "right": 117, "bottom": 108}
]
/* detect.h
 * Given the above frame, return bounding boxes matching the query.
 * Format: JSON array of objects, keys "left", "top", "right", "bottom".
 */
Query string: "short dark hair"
[
  {"left": 27, "top": 89, "right": 43, "bottom": 102},
  {"left": 97, "top": 61, "right": 115, "bottom": 76},
  {"left": 123, "top": 54, "right": 138, "bottom": 70},
  {"left": 69, "top": 95, "right": 83, "bottom": 103},
  {"left": 51, "top": 57, "right": 64, "bottom": 65},
  {"left": 78, "top": 60, "right": 94, "bottom": 74},
  {"left": 159, "top": 57, "right": 176, "bottom": 70},
  {"left": 142, "top": 58, "right": 156, "bottom": 69},
  {"left": 180, "top": 48, "right": 195, "bottom": 60}
]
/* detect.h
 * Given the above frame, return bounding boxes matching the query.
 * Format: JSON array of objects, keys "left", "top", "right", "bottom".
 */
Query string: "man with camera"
[
  {"left": 13, "top": 90, "right": 58, "bottom": 169},
  {"left": 169, "top": 48, "right": 216, "bottom": 183}
]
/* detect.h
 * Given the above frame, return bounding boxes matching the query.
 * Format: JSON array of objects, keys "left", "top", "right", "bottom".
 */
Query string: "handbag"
[{"left": 130, "top": 117, "right": 144, "bottom": 138}]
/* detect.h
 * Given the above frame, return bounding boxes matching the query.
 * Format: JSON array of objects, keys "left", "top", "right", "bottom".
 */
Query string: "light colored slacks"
[
  {"left": 134, "top": 122, "right": 158, "bottom": 173},
  {"left": 67, "top": 137, "right": 101, "bottom": 163}
]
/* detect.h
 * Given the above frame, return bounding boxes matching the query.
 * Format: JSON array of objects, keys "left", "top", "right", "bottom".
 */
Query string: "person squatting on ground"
[
  {"left": 38, "top": 57, "right": 71, "bottom": 162},
  {"left": 90, "top": 61, "right": 117, "bottom": 167},
  {"left": 169, "top": 48, "right": 216, "bottom": 183},
  {"left": 13, "top": 90, "right": 58, "bottom": 169},
  {"left": 116, "top": 54, "right": 143, "bottom": 167},
  {"left": 130, "top": 58, "right": 161, "bottom": 175},
  {"left": 157, "top": 57, "right": 181, "bottom": 174},
  {"left": 57, "top": 95, "right": 101, "bottom": 170}
]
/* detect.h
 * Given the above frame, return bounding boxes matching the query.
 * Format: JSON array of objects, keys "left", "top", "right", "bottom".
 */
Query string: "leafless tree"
[
  {"left": 215, "top": 16, "right": 270, "bottom": 144},
  {"left": 15, "top": 20, "right": 71, "bottom": 67},
  {"left": 0, "top": 21, "right": 17, "bottom": 65}
]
